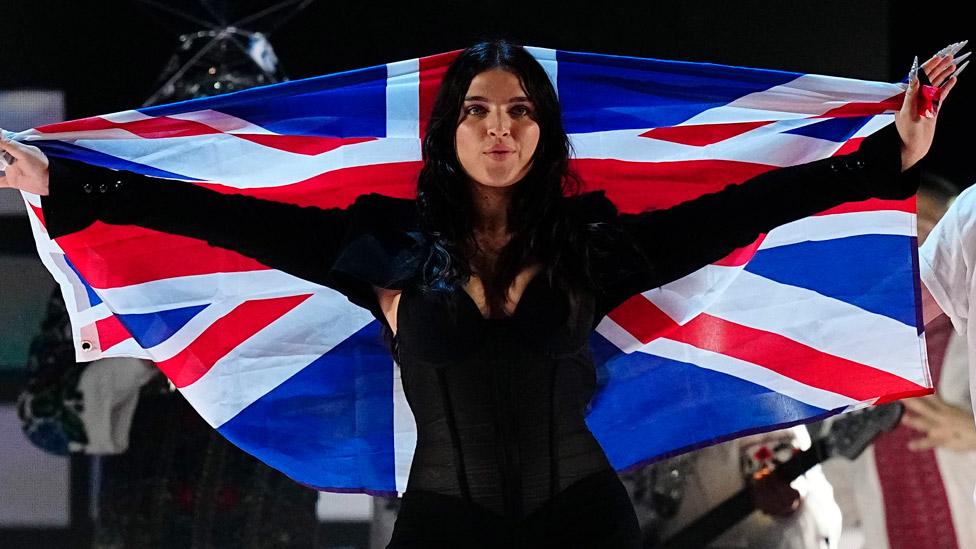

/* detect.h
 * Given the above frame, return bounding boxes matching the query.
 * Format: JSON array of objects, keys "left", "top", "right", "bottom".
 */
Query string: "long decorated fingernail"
[
  {"left": 955, "top": 59, "right": 970, "bottom": 78},
  {"left": 939, "top": 59, "right": 969, "bottom": 88},
  {"left": 955, "top": 51, "right": 972, "bottom": 64},
  {"left": 909, "top": 55, "right": 919, "bottom": 84},
  {"left": 950, "top": 40, "right": 969, "bottom": 56}
]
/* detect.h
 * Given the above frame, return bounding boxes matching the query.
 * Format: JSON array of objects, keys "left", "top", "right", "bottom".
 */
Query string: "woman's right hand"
[
  {"left": 0, "top": 131, "right": 51, "bottom": 196},
  {"left": 894, "top": 42, "right": 968, "bottom": 171}
]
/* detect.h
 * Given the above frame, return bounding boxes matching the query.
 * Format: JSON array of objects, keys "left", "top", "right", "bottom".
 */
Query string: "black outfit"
[{"left": 41, "top": 124, "right": 916, "bottom": 548}]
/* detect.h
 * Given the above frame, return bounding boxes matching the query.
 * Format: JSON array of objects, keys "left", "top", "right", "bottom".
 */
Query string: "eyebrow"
[{"left": 464, "top": 95, "right": 532, "bottom": 103}]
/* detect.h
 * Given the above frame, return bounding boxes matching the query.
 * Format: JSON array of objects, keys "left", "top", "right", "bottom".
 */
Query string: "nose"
[{"left": 487, "top": 112, "right": 511, "bottom": 137}]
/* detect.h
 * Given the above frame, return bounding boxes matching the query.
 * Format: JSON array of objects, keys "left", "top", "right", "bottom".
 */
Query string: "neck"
[{"left": 470, "top": 183, "right": 513, "bottom": 236}]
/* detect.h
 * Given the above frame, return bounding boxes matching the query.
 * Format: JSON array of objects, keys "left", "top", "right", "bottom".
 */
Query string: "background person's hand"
[
  {"left": 751, "top": 468, "right": 801, "bottom": 517},
  {"left": 0, "top": 131, "right": 51, "bottom": 196},
  {"left": 895, "top": 42, "right": 968, "bottom": 171},
  {"left": 902, "top": 394, "right": 976, "bottom": 452}
]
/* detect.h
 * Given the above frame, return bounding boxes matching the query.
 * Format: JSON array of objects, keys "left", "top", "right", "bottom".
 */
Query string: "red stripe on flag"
[
  {"left": 713, "top": 235, "right": 765, "bottom": 267},
  {"left": 418, "top": 50, "right": 461, "bottom": 139},
  {"left": 37, "top": 115, "right": 223, "bottom": 139},
  {"left": 607, "top": 295, "right": 928, "bottom": 402},
  {"left": 640, "top": 121, "right": 773, "bottom": 147},
  {"left": 573, "top": 158, "right": 776, "bottom": 213},
  {"left": 817, "top": 196, "right": 915, "bottom": 216},
  {"left": 157, "top": 294, "right": 312, "bottom": 388},
  {"left": 830, "top": 136, "right": 865, "bottom": 156},
  {"left": 56, "top": 223, "right": 272, "bottom": 288},
  {"left": 607, "top": 294, "right": 680, "bottom": 344},
  {"left": 95, "top": 314, "right": 132, "bottom": 352},
  {"left": 573, "top": 157, "right": 911, "bottom": 216},
  {"left": 818, "top": 95, "right": 903, "bottom": 117},
  {"left": 669, "top": 313, "right": 927, "bottom": 402},
  {"left": 234, "top": 134, "right": 376, "bottom": 155},
  {"left": 113, "top": 117, "right": 223, "bottom": 139},
  {"left": 29, "top": 204, "right": 46, "bottom": 228},
  {"left": 197, "top": 160, "right": 420, "bottom": 207},
  {"left": 35, "top": 116, "right": 119, "bottom": 133}
]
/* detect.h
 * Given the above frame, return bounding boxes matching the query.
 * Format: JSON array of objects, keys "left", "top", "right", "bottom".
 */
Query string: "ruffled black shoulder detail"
[{"left": 327, "top": 194, "right": 427, "bottom": 319}]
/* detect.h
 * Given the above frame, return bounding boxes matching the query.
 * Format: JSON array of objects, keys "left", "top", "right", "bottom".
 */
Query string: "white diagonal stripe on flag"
[
  {"left": 92, "top": 269, "right": 323, "bottom": 313},
  {"left": 685, "top": 74, "right": 902, "bottom": 124},
  {"left": 705, "top": 270, "right": 925, "bottom": 383},
  {"left": 60, "top": 134, "right": 421, "bottom": 188},
  {"left": 179, "top": 291, "right": 374, "bottom": 428},
  {"left": 641, "top": 337, "right": 861, "bottom": 410},
  {"left": 762, "top": 210, "right": 916, "bottom": 250},
  {"left": 169, "top": 109, "right": 277, "bottom": 134}
]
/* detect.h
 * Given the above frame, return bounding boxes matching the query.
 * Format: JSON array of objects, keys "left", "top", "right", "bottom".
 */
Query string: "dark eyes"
[{"left": 462, "top": 104, "right": 533, "bottom": 117}]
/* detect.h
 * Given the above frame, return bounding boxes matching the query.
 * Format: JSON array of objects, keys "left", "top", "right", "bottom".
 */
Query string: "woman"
[{"left": 0, "top": 41, "right": 962, "bottom": 548}]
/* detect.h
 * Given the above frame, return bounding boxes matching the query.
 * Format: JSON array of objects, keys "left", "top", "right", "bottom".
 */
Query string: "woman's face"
[{"left": 455, "top": 68, "right": 540, "bottom": 190}]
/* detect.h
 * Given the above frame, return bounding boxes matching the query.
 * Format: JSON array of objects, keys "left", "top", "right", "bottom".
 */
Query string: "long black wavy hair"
[{"left": 417, "top": 40, "right": 590, "bottom": 315}]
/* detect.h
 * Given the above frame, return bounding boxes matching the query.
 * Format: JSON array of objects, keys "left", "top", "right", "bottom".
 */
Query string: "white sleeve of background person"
[
  {"left": 919, "top": 183, "right": 976, "bottom": 504},
  {"left": 919, "top": 185, "right": 976, "bottom": 337}
]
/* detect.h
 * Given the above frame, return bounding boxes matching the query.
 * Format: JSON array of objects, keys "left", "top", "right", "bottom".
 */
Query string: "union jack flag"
[{"left": 16, "top": 47, "right": 931, "bottom": 495}]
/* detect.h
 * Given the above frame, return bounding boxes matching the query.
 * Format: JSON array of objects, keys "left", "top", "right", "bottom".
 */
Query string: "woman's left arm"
[{"left": 606, "top": 50, "right": 962, "bottom": 296}]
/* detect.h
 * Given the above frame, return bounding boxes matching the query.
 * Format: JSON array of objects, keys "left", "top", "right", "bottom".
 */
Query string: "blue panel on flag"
[
  {"left": 556, "top": 51, "right": 799, "bottom": 134},
  {"left": 116, "top": 304, "right": 208, "bottom": 348},
  {"left": 586, "top": 334, "right": 827, "bottom": 469},
  {"left": 784, "top": 116, "right": 870, "bottom": 142},
  {"left": 63, "top": 256, "right": 102, "bottom": 307},
  {"left": 140, "top": 65, "right": 388, "bottom": 138},
  {"left": 218, "top": 320, "right": 396, "bottom": 493},
  {"left": 35, "top": 140, "right": 197, "bottom": 180},
  {"left": 745, "top": 234, "right": 918, "bottom": 327}
]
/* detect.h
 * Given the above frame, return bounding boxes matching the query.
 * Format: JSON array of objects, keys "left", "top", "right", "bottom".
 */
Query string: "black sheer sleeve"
[
  {"left": 41, "top": 158, "right": 354, "bottom": 287},
  {"left": 592, "top": 123, "right": 920, "bottom": 317}
]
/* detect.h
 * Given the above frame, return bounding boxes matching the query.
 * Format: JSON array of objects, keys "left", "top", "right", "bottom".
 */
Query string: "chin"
[
  {"left": 471, "top": 168, "right": 531, "bottom": 189},
  {"left": 477, "top": 177, "right": 521, "bottom": 188}
]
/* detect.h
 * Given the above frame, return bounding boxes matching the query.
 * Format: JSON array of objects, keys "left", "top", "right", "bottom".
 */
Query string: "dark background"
[{"left": 1, "top": 0, "right": 973, "bottom": 184}]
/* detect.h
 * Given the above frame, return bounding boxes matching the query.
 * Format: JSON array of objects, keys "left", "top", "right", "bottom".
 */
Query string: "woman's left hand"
[{"left": 895, "top": 42, "right": 968, "bottom": 171}]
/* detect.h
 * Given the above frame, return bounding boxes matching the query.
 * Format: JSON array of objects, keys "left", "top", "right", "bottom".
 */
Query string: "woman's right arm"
[{"left": 1, "top": 138, "right": 352, "bottom": 286}]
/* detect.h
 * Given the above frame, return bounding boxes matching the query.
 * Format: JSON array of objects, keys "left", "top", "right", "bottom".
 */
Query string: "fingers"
[
  {"left": 902, "top": 396, "right": 942, "bottom": 417},
  {"left": 902, "top": 56, "right": 920, "bottom": 117},
  {"left": 901, "top": 411, "right": 935, "bottom": 433},
  {"left": 940, "top": 76, "right": 958, "bottom": 102},
  {"left": 910, "top": 41, "right": 970, "bottom": 117},
  {"left": 923, "top": 54, "right": 955, "bottom": 85},
  {"left": 0, "top": 134, "right": 28, "bottom": 162},
  {"left": 907, "top": 435, "right": 938, "bottom": 452},
  {"left": 954, "top": 59, "right": 970, "bottom": 79}
]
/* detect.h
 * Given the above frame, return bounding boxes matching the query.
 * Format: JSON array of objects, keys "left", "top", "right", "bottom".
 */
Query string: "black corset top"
[{"left": 393, "top": 276, "right": 614, "bottom": 520}]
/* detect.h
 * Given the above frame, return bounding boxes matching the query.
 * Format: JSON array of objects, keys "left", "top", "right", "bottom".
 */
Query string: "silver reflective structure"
[{"left": 137, "top": 0, "right": 316, "bottom": 105}]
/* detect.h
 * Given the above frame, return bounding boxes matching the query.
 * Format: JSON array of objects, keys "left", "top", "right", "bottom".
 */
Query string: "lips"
[{"left": 485, "top": 147, "right": 514, "bottom": 160}]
